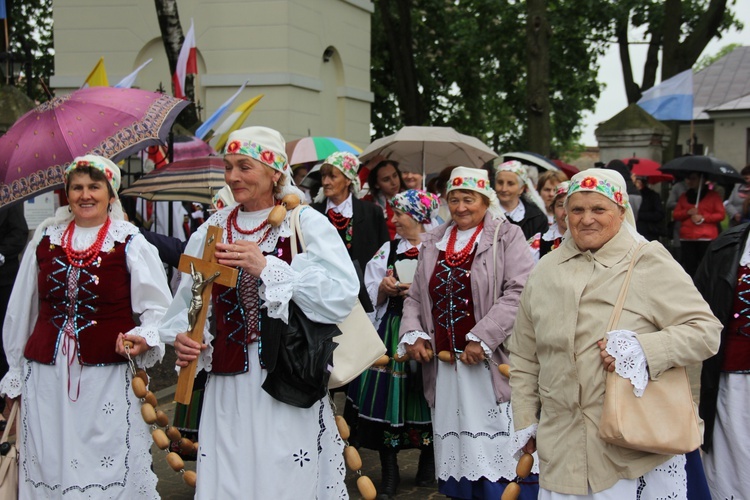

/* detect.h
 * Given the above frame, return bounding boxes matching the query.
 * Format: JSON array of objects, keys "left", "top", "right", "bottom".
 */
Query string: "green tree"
[
  {"left": 371, "top": 0, "right": 609, "bottom": 154},
  {"left": 612, "top": 0, "right": 742, "bottom": 103},
  {"left": 2, "top": 0, "right": 54, "bottom": 102}
]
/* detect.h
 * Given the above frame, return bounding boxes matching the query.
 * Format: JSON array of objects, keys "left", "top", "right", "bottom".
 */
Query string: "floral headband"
[
  {"left": 495, "top": 160, "right": 529, "bottom": 185},
  {"left": 64, "top": 155, "right": 121, "bottom": 192},
  {"left": 446, "top": 166, "right": 495, "bottom": 198},
  {"left": 389, "top": 189, "right": 440, "bottom": 224},
  {"left": 225, "top": 139, "right": 288, "bottom": 173},
  {"left": 324, "top": 151, "right": 360, "bottom": 182},
  {"left": 553, "top": 181, "right": 571, "bottom": 201},
  {"left": 567, "top": 175, "right": 629, "bottom": 209}
]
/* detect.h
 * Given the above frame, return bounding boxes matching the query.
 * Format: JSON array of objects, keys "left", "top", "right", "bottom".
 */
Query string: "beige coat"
[{"left": 508, "top": 227, "right": 721, "bottom": 495}]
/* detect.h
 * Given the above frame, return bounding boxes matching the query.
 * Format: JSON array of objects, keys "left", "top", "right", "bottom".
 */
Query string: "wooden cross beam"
[{"left": 174, "top": 225, "right": 238, "bottom": 405}]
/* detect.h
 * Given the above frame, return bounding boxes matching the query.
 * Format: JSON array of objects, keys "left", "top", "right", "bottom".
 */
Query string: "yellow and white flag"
[{"left": 208, "top": 94, "right": 264, "bottom": 151}]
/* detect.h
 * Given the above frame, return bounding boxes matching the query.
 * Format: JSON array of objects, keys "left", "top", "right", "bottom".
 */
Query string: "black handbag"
[{"left": 261, "top": 301, "right": 342, "bottom": 408}]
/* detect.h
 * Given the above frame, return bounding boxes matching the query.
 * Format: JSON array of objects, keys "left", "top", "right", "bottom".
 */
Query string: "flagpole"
[{"left": 3, "top": 18, "right": 9, "bottom": 85}]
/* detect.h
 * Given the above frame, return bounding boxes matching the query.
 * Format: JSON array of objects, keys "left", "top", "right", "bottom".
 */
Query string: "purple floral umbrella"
[{"left": 0, "top": 87, "right": 189, "bottom": 208}]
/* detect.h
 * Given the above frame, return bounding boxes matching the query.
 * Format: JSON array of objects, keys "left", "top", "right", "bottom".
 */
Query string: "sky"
[{"left": 580, "top": 0, "right": 750, "bottom": 146}]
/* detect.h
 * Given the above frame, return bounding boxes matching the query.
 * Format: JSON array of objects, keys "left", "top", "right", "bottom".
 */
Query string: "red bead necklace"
[
  {"left": 327, "top": 209, "right": 351, "bottom": 230},
  {"left": 61, "top": 217, "right": 112, "bottom": 268},
  {"left": 226, "top": 205, "right": 273, "bottom": 245},
  {"left": 444, "top": 222, "right": 483, "bottom": 268}
]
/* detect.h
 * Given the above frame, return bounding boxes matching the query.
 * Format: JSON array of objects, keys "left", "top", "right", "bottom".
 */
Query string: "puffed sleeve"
[
  {"left": 125, "top": 233, "right": 173, "bottom": 368},
  {"left": 0, "top": 239, "right": 39, "bottom": 398},
  {"left": 364, "top": 241, "right": 391, "bottom": 328},
  {"left": 260, "top": 207, "right": 359, "bottom": 324}
]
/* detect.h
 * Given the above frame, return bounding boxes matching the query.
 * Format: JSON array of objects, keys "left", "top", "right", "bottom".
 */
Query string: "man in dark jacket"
[
  {"left": 693, "top": 222, "right": 750, "bottom": 499},
  {"left": 634, "top": 176, "right": 665, "bottom": 241},
  {"left": 0, "top": 203, "right": 29, "bottom": 411}
]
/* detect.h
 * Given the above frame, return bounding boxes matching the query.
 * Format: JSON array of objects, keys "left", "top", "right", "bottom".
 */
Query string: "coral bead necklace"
[
  {"left": 61, "top": 217, "right": 112, "bottom": 268},
  {"left": 444, "top": 222, "right": 483, "bottom": 268},
  {"left": 226, "top": 204, "right": 273, "bottom": 245}
]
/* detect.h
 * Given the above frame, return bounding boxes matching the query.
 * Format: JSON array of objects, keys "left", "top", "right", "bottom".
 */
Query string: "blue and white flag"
[
  {"left": 637, "top": 69, "right": 693, "bottom": 121},
  {"left": 195, "top": 80, "right": 249, "bottom": 140},
  {"left": 114, "top": 58, "right": 153, "bottom": 88}
]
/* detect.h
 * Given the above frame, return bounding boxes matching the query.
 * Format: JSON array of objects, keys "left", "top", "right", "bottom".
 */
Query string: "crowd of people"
[{"left": 0, "top": 124, "right": 747, "bottom": 500}]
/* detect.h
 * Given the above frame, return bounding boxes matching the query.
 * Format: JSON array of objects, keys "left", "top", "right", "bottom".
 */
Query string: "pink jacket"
[{"left": 399, "top": 212, "right": 534, "bottom": 407}]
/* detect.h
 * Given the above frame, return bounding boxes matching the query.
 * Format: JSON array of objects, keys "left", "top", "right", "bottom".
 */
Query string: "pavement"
[{"left": 152, "top": 387, "right": 444, "bottom": 499}]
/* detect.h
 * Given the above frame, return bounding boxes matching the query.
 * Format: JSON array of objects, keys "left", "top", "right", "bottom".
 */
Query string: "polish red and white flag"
[{"left": 172, "top": 19, "right": 197, "bottom": 99}]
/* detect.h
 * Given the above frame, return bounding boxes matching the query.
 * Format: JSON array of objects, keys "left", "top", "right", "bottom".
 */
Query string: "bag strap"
[
  {"left": 492, "top": 220, "right": 502, "bottom": 303},
  {"left": 1, "top": 401, "right": 18, "bottom": 443},
  {"left": 289, "top": 205, "right": 307, "bottom": 257},
  {"left": 607, "top": 243, "right": 646, "bottom": 331}
]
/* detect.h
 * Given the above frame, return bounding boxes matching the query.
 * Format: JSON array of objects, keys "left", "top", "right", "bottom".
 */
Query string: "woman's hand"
[
  {"left": 521, "top": 437, "right": 537, "bottom": 454},
  {"left": 406, "top": 337, "right": 432, "bottom": 363},
  {"left": 598, "top": 339, "right": 616, "bottom": 372},
  {"left": 397, "top": 282, "right": 411, "bottom": 296},
  {"left": 115, "top": 333, "right": 151, "bottom": 358},
  {"left": 690, "top": 213, "right": 705, "bottom": 225},
  {"left": 216, "top": 241, "right": 268, "bottom": 278},
  {"left": 460, "top": 341, "right": 485, "bottom": 365},
  {"left": 174, "top": 333, "right": 207, "bottom": 368},
  {"left": 379, "top": 276, "right": 402, "bottom": 298}
]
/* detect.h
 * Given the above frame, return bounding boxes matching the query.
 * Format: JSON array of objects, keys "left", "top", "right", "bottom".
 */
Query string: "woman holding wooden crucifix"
[
  {"left": 1, "top": 155, "right": 173, "bottom": 498},
  {"left": 160, "top": 126, "right": 359, "bottom": 499}
]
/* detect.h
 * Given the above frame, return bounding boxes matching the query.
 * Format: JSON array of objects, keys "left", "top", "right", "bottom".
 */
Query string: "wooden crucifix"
[{"left": 174, "top": 225, "right": 238, "bottom": 404}]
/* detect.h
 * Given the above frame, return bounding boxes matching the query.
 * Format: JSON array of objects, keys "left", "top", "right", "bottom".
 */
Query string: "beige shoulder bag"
[
  {"left": 289, "top": 206, "right": 386, "bottom": 388},
  {"left": 598, "top": 244, "right": 703, "bottom": 455}
]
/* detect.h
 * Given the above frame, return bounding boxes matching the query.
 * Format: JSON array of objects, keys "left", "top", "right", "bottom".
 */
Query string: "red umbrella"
[
  {"left": 622, "top": 157, "right": 673, "bottom": 184},
  {"left": 0, "top": 87, "right": 189, "bottom": 208},
  {"left": 551, "top": 159, "right": 579, "bottom": 178}
]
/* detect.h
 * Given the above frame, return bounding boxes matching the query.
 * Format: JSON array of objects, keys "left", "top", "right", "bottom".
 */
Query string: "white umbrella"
[{"left": 359, "top": 126, "right": 498, "bottom": 177}]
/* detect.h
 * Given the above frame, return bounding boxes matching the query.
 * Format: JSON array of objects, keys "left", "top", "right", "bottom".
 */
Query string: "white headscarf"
[
  {"left": 224, "top": 126, "right": 306, "bottom": 202},
  {"left": 313, "top": 151, "right": 362, "bottom": 203},
  {"left": 446, "top": 166, "right": 505, "bottom": 220},
  {"left": 494, "top": 160, "right": 548, "bottom": 213},
  {"left": 565, "top": 168, "right": 644, "bottom": 242},
  {"left": 33, "top": 155, "right": 126, "bottom": 244}
]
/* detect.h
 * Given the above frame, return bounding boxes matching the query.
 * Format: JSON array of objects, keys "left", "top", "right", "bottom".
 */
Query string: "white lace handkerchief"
[{"left": 606, "top": 329, "right": 649, "bottom": 397}]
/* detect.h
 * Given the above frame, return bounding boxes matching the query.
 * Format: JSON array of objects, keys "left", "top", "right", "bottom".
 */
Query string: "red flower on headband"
[
  {"left": 477, "top": 179, "right": 486, "bottom": 188},
  {"left": 613, "top": 191, "right": 623, "bottom": 204},
  {"left": 260, "top": 150, "right": 276, "bottom": 165},
  {"left": 106, "top": 170, "right": 113, "bottom": 181},
  {"left": 581, "top": 177, "right": 597, "bottom": 189},
  {"left": 226, "top": 141, "right": 241, "bottom": 154},
  {"left": 452, "top": 177, "right": 463, "bottom": 186}
]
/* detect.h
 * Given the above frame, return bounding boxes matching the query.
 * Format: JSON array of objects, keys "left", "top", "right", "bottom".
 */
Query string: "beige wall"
[
  {"left": 676, "top": 116, "right": 750, "bottom": 171},
  {"left": 50, "top": 0, "right": 374, "bottom": 149}
]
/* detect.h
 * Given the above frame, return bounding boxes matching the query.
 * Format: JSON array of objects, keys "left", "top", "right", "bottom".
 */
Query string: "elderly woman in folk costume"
[
  {"left": 160, "top": 126, "right": 359, "bottom": 499},
  {"left": 0, "top": 155, "right": 172, "bottom": 498},
  {"left": 351, "top": 189, "right": 440, "bottom": 498},
  {"left": 508, "top": 169, "right": 721, "bottom": 499},
  {"left": 494, "top": 160, "right": 549, "bottom": 240},
  {"left": 398, "top": 167, "right": 539, "bottom": 499},
  {"left": 311, "top": 151, "right": 390, "bottom": 287}
]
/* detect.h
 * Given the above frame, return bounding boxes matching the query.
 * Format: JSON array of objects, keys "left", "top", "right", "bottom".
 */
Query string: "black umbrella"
[{"left": 659, "top": 155, "right": 743, "bottom": 183}]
